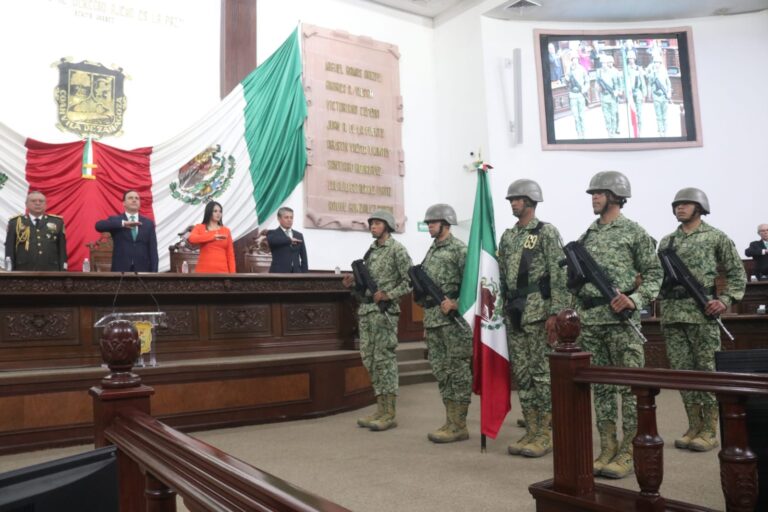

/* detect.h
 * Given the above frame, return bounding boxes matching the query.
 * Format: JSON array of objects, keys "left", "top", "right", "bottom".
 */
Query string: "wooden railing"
[
  {"left": 90, "top": 319, "right": 350, "bottom": 512},
  {"left": 531, "top": 309, "right": 767, "bottom": 512}
]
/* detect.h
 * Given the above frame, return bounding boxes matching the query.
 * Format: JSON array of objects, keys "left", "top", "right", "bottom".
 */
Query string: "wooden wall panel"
[{"left": 152, "top": 373, "right": 310, "bottom": 415}]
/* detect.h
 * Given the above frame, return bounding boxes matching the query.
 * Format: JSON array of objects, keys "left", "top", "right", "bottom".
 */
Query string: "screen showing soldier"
[{"left": 537, "top": 30, "right": 700, "bottom": 146}]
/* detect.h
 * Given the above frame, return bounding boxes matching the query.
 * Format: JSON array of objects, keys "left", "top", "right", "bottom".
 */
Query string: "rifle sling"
[
  {"left": 662, "top": 285, "right": 716, "bottom": 300},
  {"left": 422, "top": 291, "right": 459, "bottom": 309},
  {"left": 580, "top": 291, "right": 635, "bottom": 310},
  {"left": 507, "top": 223, "right": 549, "bottom": 330}
]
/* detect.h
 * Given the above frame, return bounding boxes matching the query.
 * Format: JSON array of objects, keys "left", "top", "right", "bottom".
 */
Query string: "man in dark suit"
[
  {"left": 745, "top": 223, "right": 768, "bottom": 280},
  {"left": 5, "top": 191, "right": 67, "bottom": 271},
  {"left": 267, "top": 206, "right": 308, "bottom": 273},
  {"left": 95, "top": 190, "right": 158, "bottom": 272}
]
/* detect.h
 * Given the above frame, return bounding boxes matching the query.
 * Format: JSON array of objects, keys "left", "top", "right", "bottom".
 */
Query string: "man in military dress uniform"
[
  {"left": 658, "top": 188, "right": 746, "bottom": 452},
  {"left": 498, "top": 180, "right": 568, "bottom": 458},
  {"left": 342, "top": 210, "right": 412, "bottom": 431},
  {"left": 573, "top": 171, "right": 662, "bottom": 478},
  {"left": 417, "top": 204, "right": 473, "bottom": 443},
  {"left": 5, "top": 191, "right": 67, "bottom": 271}
]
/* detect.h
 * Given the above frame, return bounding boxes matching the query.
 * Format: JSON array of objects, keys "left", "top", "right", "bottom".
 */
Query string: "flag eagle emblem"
[{"left": 169, "top": 145, "right": 236, "bottom": 205}]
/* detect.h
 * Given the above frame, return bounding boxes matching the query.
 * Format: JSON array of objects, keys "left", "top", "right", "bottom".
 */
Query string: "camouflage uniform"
[
  {"left": 574, "top": 214, "right": 662, "bottom": 458},
  {"left": 354, "top": 237, "right": 413, "bottom": 397},
  {"left": 498, "top": 218, "right": 569, "bottom": 418},
  {"left": 421, "top": 234, "right": 472, "bottom": 404},
  {"left": 658, "top": 221, "right": 746, "bottom": 448}
]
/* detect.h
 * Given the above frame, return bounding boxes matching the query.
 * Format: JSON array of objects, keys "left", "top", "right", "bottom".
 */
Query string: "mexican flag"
[
  {"left": 0, "top": 29, "right": 306, "bottom": 271},
  {"left": 458, "top": 166, "right": 510, "bottom": 439}
]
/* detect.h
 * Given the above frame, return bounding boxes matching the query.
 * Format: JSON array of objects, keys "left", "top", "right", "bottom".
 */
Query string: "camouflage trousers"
[
  {"left": 359, "top": 311, "right": 399, "bottom": 396},
  {"left": 662, "top": 322, "right": 720, "bottom": 407},
  {"left": 507, "top": 321, "right": 551, "bottom": 414},
  {"left": 579, "top": 324, "right": 644, "bottom": 434},
  {"left": 426, "top": 323, "right": 473, "bottom": 404}
]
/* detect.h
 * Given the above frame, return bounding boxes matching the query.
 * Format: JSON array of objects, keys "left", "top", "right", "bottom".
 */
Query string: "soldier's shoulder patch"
[{"left": 46, "top": 213, "right": 63, "bottom": 219}]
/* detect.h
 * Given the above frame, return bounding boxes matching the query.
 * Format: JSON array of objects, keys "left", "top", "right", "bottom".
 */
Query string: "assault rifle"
[
  {"left": 351, "top": 259, "right": 393, "bottom": 326},
  {"left": 408, "top": 265, "right": 465, "bottom": 328},
  {"left": 597, "top": 75, "right": 618, "bottom": 98},
  {"left": 658, "top": 248, "right": 734, "bottom": 341},
  {"left": 566, "top": 72, "right": 589, "bottom": 102},
  {"left": 651, "top": 75, "right": 670, "bottom": 100},
  {"left": 560, "top": 241, "right": 647, "bottom": 343}
]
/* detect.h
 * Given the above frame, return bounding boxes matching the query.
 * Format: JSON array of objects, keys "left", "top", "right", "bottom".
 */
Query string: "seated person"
[
  {"left": 95, "top": 190, "right": 158, "bottom": 272},
  {"left": 267, "top": 206, "right": 308, "bottom": 273},
  {"left": 188, "top": 201, "right": 235, "bottom": 273},
  {"left": 745, "top": 223, "right": 768, "bottom": 280}
]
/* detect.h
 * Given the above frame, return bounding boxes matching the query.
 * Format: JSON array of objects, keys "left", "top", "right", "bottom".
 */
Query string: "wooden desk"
[
  {"left": 0, "top": 272, "right": 373, "bottom": 455},
  {"left": 641, "top": 314, "right": 768, "bottom": 368},
  {"left": 0, "top": 272, "right": 355, "bottom": 370},
  {"left": 737, "top": 281, "right": 768, "bottom": 315}
]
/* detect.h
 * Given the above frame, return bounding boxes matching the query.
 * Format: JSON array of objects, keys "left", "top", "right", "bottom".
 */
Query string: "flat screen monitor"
[
  {"left": 0, "top": 446, "right": 118, "bottom": 512},
  {"left": 534, "top": 27, "right": 702, "bottom": 151}
]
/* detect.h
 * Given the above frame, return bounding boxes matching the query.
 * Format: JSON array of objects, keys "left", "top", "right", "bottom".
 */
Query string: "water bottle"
[
  {"left": 4, "top": 257, "right": 11, "bottom": 271},
  {"left": 334, "top": 266, "right": 341, "bottom": 275},
  {"left": 181, "top": 260, "right": 189, "bottom": 274},
  {"left": 82, "top": 258, "right": 90, "bottom": 272}
]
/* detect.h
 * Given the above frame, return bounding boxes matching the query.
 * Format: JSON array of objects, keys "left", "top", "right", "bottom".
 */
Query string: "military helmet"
[
  {"left": 672, "top": 187, "right": 710, "bottom": 214},
  {"left": 586, "top": 171, "right": 632, "bottom": 198},
  {"left": 506, "top": 179, "right": 543, "bottom": 202},
  {"left": 423, "top": 204, "right": 457, "bottom": 225},
  {"left": 368, "top": 210, "right": 396, "bottom": 231}
]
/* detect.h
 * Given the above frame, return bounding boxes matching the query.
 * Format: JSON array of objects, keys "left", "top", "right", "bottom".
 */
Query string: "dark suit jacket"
[
  {"left": 95, "top": 214, "right": 158, "bottom": 272},
  {"left": 267, "top": 228, "right": 308, "bottom": 273},
  {"left": 745, "top": 240, "right": 768, "bottom": 277}
]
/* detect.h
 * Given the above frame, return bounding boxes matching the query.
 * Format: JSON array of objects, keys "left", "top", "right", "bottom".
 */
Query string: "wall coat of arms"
[{"left": 54, "top": 58, "right": 127, "bottom": 138}]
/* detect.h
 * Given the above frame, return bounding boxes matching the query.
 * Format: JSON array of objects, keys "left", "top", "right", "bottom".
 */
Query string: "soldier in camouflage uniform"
[
  {"left": 498, "top": 179, "right": 569, "bottom": 458},
  {"left": 5, "top": 191, "right": 67, "bottom": 271},
  {"left": 342, "top": 210, "right": 412, "bottom": 431},
  {"left": 573, "top": 171, "right": 662, "bottom": 478},
  {"left": 658, "top": 188, "right": 746, "bottom": 452},
  {"left": 416, "top": 204, "right": 473, "bottom": 443}
]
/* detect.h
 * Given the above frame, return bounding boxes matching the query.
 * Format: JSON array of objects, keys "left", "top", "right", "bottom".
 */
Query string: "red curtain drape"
[{"left": 25, "top": 139, "right": 153, "bottom": 271}]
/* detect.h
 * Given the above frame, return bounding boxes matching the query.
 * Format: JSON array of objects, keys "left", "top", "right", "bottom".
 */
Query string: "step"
[
  {"left": 396, "top": 341, "right": 427, "bottom": 362},
  {"left": 399, "top": 369, "right": 435, "bottom": 386}
]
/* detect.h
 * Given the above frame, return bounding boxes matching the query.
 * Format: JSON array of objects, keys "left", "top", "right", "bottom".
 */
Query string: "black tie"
[{"left": 34, "top": 218, "right": 40, "bottom": 228}]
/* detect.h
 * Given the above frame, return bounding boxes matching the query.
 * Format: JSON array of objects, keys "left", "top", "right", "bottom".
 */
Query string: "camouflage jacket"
[
  {"left": 574, "top": 214, "right": 663, "bottom": 325},
  {"left": 354, "top": 236, "right": 413, "bottom": 317},
  {"left": 420, "top": 234, "right": 467, "bottom": 328},
  {"left": 498, "top": 218, "right": 570, "bottom": 326},
  {"left": 658, "top": 221, "right": 746, "bottom": 324}
]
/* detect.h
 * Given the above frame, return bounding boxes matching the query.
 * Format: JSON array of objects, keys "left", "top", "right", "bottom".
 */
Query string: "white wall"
[
  {"left": 3, "top": 1, "right": 765, "bottom": 269},
  {"left": 470, "top": 6, "right": 768, "bottom": 252},
  {"left": 0, "top": 0, "right": 221, "bottom": 148},
  {"left": 257, "top": 0, "right": 441, "bottom": 269}
]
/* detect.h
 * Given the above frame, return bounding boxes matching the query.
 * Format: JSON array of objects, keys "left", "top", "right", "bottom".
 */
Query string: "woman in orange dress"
[{"left": 188, "top": 201, "right": 236, "bottom": 273}]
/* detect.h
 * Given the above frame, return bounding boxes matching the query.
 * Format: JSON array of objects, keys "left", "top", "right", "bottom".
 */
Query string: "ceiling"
[{"left": 364, "top": 0, "right": 768, "bottom": 23}]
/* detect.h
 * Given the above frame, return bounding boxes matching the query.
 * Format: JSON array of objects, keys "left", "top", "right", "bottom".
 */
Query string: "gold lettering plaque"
[{"left": 302, "top": 25, "right": 405, "bottom": 232}]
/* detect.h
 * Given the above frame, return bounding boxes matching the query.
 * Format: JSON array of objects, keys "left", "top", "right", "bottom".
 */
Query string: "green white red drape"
[{"left": 0, "top": 29, "right": 306, "bottom": 271}]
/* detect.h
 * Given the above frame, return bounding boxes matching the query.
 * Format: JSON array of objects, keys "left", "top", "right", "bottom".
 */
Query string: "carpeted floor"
[{"left": 0, "top": 384, "right": 724, "bottom": 511}]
